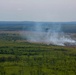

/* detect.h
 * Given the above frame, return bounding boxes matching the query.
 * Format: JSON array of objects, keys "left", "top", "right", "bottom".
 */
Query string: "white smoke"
[{"left": 21, "top": 22, "right": 76, "bottom": 46}]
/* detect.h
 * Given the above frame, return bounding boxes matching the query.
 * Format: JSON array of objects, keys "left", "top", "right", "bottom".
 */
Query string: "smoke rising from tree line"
[{"left": 21, "top": 22, "right": 76, "bottom": 46}]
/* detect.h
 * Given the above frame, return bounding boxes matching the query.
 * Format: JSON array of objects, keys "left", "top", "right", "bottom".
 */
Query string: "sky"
[{"left": 0, "top": 0, "right": 76, "bottom": 22}]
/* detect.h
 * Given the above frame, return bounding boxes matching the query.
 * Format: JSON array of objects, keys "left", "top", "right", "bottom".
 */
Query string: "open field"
[{"left": 0, "top": 31, "right": 76, "bottom": 75}]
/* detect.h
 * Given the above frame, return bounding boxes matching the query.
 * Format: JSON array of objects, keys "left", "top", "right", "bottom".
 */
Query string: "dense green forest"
[{"left": 0, "top": 32, "right": 76, "bottom": 75}]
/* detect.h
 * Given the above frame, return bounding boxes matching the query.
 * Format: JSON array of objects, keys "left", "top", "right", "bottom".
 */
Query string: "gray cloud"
[{"left": 0, "top": 0, "right": 76, "bottom": 22}]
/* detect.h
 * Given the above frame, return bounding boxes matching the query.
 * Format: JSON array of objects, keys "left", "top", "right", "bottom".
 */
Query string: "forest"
[
  {"left": 0, "top": 21, "right": 76, "bottom": 33},
  {"left": 0, "top": 31, "right": 76, "bottom": 75}
]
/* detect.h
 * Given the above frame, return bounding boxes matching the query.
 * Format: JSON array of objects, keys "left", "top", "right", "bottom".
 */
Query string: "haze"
[{"left": 0, "top": 0, "right": 76, "bottom": 22}]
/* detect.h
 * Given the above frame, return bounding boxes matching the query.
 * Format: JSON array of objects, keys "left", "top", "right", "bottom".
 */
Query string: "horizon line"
[{"left": 0, "top": 20, "right": 76, "bottom": 23}]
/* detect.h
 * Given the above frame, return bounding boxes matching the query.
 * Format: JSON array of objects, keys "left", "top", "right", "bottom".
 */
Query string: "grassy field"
[{"left": 0, "top": 32, "right": 76, "bottom": 75}]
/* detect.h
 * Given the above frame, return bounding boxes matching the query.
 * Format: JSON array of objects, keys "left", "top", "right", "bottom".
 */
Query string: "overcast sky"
[{"left": 0, "top": 0, "right": 76, "bottom": 22}]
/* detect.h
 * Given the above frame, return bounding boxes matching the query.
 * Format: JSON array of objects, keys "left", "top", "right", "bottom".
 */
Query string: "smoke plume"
[{"left": 21, "top": 22, "right": 76, "bottom": 46}]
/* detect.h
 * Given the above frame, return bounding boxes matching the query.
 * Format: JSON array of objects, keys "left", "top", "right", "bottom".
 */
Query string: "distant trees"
[
  {"left": 0, "top": 56, "right": 20, "bottom": 62},
  {"left": 0, "top": 33, "right": 22, "bottom": 41}
]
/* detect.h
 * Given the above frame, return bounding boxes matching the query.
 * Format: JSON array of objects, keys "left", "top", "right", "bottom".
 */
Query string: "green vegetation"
[
  {"left": 0, "top": 33, "right": 23, "bottom": 41},
  {"left": 0, "top": 32, "right": 76, "bottom": 75}
]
